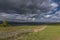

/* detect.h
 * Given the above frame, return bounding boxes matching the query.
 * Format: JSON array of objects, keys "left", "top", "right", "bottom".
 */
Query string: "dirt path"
[
  {"left": 0, "top": 25, "right": 47, "bottom": 40},
  {"left": 15, "top": 25, "right": 47, "bottom": 40},
  {"left": 33, "top": 25, "right": 47, "bottom": 32}
]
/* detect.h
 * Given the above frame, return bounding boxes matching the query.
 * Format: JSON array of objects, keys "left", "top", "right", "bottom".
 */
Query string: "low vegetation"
[{"left": 0, "top": 24, "right": 60, "bottom": 40}]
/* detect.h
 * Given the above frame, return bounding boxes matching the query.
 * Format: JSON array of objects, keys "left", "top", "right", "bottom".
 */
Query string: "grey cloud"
[{"left": 0, "top": 0, "right": 52, "bottom": 14}]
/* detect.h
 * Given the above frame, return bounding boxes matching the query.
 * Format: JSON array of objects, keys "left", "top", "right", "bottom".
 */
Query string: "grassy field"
[
  {"left": 26, "top": 25, "right": 60, "bottom": 40},
  {"left": 0, "top": 25, "right": 43, "bottom": 32},
  {"left": 0, "top": 24, "right": 60, "bottom": 40}
]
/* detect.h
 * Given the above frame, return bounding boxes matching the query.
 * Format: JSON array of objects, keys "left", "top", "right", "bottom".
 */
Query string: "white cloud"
[
  {"left": 44, "top": 15, "right": 52, "bottom": 18},
  {"left": 54, "top": 10, "right": 60, "bottom": 17},
  {"left": 55, "top": 10, "right": 60, "bottom": 14},
  {"left": 32, "top": 18, "right": 36, "bottom": 21},
  {"left": 51, "top": 2, "right": 58, "bottom": 9}
]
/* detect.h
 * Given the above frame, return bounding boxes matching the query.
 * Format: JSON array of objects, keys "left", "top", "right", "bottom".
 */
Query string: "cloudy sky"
[
  {"left": 0, "top": 0, "right": 60, "bottom": 23},
  {"left": 37, "top": 0, "right": 60, "bottom": 23}
]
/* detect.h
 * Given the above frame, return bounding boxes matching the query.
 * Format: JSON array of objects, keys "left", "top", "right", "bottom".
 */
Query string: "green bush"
[{"left": 2, "top": 20, "right": 8, "bottom": 27}]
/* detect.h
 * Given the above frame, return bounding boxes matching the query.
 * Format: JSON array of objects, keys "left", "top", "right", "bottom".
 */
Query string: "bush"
[{"left": 2, "top": 20, "right": 8, "bottom": 27}]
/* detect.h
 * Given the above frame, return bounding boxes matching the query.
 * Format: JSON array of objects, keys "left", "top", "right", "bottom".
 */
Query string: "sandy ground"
[{"left": 33, "top": 25, "right": 47, "bottom": 32}]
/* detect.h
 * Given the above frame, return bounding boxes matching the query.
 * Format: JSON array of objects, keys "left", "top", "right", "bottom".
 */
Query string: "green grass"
[
  {"left": 0, "top": 25, "right": 43, "bottom": 40},
  {"left": 0, "top": 25, "right": 42, "bottom": 31},
  {"left": 0, "top": 24, "right": 60, "bottom": 40},
  {"left": 26, "top": 25, "right": 60, "bottom": 40}
]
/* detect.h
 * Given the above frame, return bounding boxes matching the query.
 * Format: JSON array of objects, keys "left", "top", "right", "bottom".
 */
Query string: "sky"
[
  {"left": 38, "top": 0, "right": 60, "bottom": 23},
  {"left": 0, "top": 0, "right": 60, "bottom": 23}
]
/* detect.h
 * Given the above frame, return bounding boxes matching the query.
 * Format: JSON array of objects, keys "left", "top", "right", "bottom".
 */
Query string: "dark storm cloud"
[{"left": 0, "top": 0, "right": 52, "bottom": 14}]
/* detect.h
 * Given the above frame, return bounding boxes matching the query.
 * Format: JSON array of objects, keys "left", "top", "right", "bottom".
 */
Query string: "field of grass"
[
  {"left": 0, "top": 24, "right": 60, "bottom": 40},
  {"left": 0, "top": 25, "right": 43, "bottom": 32},
  {"left": 26, "top": 25, "right": 60, "bottom": 40}
]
